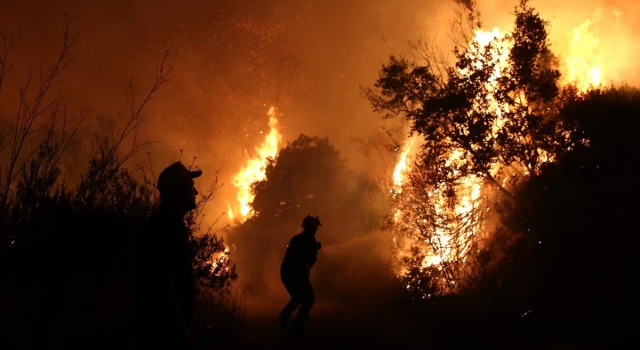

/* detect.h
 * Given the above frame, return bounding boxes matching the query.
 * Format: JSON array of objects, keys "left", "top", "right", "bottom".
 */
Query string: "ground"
[
  {"left": 229, "top": 293, "right": 584, "bottom": 350},
  {"left": 1, "top": 279, "right": 589, "bottom": 349},
  {"left": 232, "top": 297, "right": 434, "bottom": 349}
]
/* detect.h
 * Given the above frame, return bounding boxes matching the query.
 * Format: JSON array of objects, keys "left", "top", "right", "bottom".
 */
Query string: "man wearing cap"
[
  {"left": 279, "top": 215, "right": 322, "bottom": 333},
  {"left": 136, "top": 162, "right": 202, "bottom": 349}
]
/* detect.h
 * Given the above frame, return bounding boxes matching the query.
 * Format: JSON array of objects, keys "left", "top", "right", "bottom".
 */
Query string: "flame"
[
  {"left": 226, "top": 201, "right": 235, "bottom": 221},
  {"left": 392, "top": 136, "right": 418, "bottom": 224},
  {"left": 229, "top": 106, "right": 282, "bottom": 223},
  {"left": 466, "top": 13, "right": 615, "bottom": 94},
  {"left": 563, "top": 17, "right": 604, "bottom": 92},
  {"left": 210, "top": 246, "right": 232, "bottom": 277},
  {"left": 393, "top": 136, "right": 417, "bottom": 192}
]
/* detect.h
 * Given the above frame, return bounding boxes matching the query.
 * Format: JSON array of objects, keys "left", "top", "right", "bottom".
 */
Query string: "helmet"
[{"left": 302, "top": 215, "right": 322, "bottom": 231}]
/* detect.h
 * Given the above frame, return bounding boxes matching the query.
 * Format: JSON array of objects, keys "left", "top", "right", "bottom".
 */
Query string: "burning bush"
[
  {"left": 365, "top": 2, "right": 639, "bottom": 343},
  {"left": 365, "top": 0, "right": 588, "bottom": 296},
  {"left": 0, "top": 21, "right": 237, "bottom": 347}
]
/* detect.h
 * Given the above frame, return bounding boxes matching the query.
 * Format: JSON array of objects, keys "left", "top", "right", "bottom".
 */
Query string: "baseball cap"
[{"left": 157, "top": 162, "right": 202, "bottom": 194}]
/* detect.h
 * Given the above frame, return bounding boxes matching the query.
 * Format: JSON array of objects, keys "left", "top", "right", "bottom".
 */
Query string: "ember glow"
[
  {"left": 228, "top": 106, "right": 283, "bottom": 223},
  {"left": 210, "top": 246, "right": 232, "bottom": 277}
]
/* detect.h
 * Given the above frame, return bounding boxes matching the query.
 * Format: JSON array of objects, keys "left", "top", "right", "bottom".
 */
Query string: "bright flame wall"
[
  {"left": 475, "top": 0, "right": 640, "bottom": 89},
  {"left": 229, "top": 106, "right": 283, "bottom": 222}
]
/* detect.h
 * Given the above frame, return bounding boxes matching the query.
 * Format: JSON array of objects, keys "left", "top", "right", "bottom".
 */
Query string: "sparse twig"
[
  {"left": 75, "top": 45, "right": 170, "bottom": 206},
  {"left": 1, "top": 16, "right": 79, "bottom": 206},
  {"left": 0, "top": 23, "right": 22, "bottom": 94}
]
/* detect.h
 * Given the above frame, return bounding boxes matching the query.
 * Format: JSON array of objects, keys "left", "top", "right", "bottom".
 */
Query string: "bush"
[
  {"left": 502, "top": 86, "right": 639, "bottom": 342},
  {"left": 420, "top": 86, "right": 640, "bottom": 347}
]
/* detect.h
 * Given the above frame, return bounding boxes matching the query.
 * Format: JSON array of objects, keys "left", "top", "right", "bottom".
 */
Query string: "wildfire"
[
  {"left": 228, "top": 106, "right": 282, "bottom": 223},
  {"left": 391, "top": 29, "right": 499, "bottom": 283},
  {"left": 391, "top": 17, "right": 604, "bottom": 293},
  {"left": 563, "top": 17, "right": 604, "bottom": 92},
  {"left": 465, "top": 12, "right": 614, "bottom": 94}
]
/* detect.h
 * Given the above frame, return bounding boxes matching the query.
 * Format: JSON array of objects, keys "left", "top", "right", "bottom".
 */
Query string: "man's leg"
[
  {"left": 280, "top": 296, "right": 302, "bottom": 323},
  {"left": 292, "top": 279, "right": 314, "bottom": 331},
  {"left": 279, "top": 277, "right": 303, "bottom": 328}
]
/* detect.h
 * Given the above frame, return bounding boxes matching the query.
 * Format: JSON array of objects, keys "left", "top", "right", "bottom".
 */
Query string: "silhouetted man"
[
  {"left": 136, "top": 162, "right": 201, "bottom": 349},
  {"left": 279, "top": 215, "right": 322, "bottom": 333}
]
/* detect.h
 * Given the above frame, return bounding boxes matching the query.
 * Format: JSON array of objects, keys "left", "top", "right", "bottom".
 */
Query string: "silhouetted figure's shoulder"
[
  {"left": 290, "top": 232, "right": 317, "bottom": 245},
  {"left": 282, "top": 233, "right": 318, "bottom": 272},
  {"left": 287, "top": 233, "right": 317, "bottom": 256}
]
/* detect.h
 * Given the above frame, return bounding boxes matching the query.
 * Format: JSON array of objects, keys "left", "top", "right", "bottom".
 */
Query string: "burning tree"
[{"left": 364, "top": 0, "right": 585, "bottom": 296}]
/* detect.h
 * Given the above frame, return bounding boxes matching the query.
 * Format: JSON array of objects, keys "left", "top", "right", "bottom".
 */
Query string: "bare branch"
[
  {"left": 1, "top": 17, "right": 79, "bottom": 205},
  {"left": 108, "top": 45, "right": 170, "bottom": 170},
  {"left": 0, "top": 23, "right": 22, "bottom": 94}
]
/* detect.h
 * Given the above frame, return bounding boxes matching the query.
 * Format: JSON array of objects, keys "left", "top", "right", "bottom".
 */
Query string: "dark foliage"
[
  {"left": 506, "top": 87, "right": 639, "bottom": 344},
  {"left": 438, "top": 87, "right": 640, "bottom": 348},
  {"left": 1, "top": 140, "right": 237, "bottom": 348},
  {"left": 0, "top": 21, "right": 237, "bottom": 348}
]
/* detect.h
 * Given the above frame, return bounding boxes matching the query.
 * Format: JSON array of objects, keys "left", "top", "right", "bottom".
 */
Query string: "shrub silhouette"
[{"left": 0, "top": 20, "right": 238, "bottom": 348}]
